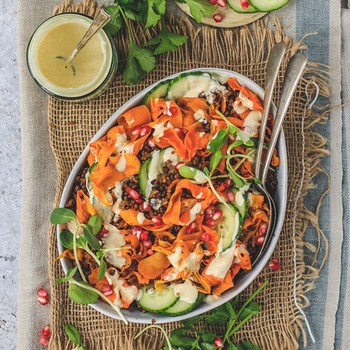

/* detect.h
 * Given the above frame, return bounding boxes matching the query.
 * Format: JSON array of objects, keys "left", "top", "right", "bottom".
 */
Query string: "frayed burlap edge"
[{"left": 47, "top": 1, "right": 330, "bottom": 349}]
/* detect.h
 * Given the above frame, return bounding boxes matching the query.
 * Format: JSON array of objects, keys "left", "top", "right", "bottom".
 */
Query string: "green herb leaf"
[
  {"left": 237, "top": 340, "right": 259, "bottom": 350},
  {"left": 147, "top": 27, "right": 188, "bottom": 55},
  {"left": 146, "top": 0, "right": 166, "bottom": 27},
  {"left": 181, "top": 316, "right": 201, "bottom": 328},
  {"left": 50, "top": 208, "right": 76, "bottom": 224},
  {"left": 55, "top": 277, "right": 66, "bottom": 284},
  {"left": 66, "top": 266, "right": 78, "bottom": 281},
  {"left": 88, "top": 215, "right": 102, "bottom": 236},
  {"left": 76, "top": 236, "right": 88, "bottom": 249},
  {"left": 226, "top": 164, "right": 245, "bottom": 188},
  {"left": 225, "top": 301, "right": 237, "bottom": 320},
  {"left": 198, "top": 332, "right": 216, "bottom": 343},
  {"left": 68, "top": 283, "right": 99, "bottom": 304},
  {"left": 204, "top": 305, "right": 230, "bottom": 326},
  {"left": 207, "top": 129, "right": 229, "bottom": 153},
  {"left": 96, "top": 250, "right": 105, "bottom": 259},
  {"left": 104, "top": 6, "right": 123, "bottom": 36},
  {"left": 226, "top": 344, "right": 239, "bottom": 350},
  {"left": 183, "top": 0, "right": 217, "bottom": 23},
  {"left": 200, "top": 343, "right": 217, "bottom": 350},
  {"left": 98, "top": 258, "right": 107, "bottom": 281},
  {"left": 170, "top": 333, "right": 196, "bottom": 347},
  {"left": 60, "top": 229, "right": 74, "bottom": 249},
  {"left": 123, "top": 49, "right": 144, "bottom": 84},
  {"left": 65, "top": 323, "right": 82, "bottom": 346},
  {"left": 252, "top": 177, "right": 262, "bottom": 185},
  {"left": 239, "top": 301, "right": 260, "bottom": 320},
  {"left": 209, "top": 150, "right": 222, "bottom": 175},
  {"left": 82, "top": 225, "right": 101, "bottom": 250}
]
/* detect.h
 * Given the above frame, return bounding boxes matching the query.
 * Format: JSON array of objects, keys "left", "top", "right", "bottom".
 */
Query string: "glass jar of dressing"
[{"left": 27, "top": 13, "right": 118, "bottom": 102}]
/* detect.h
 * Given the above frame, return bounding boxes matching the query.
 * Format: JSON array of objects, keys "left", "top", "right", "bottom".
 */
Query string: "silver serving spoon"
[
  {"left": 252, "top": 47, "right": 307, "bottom": 265},
  {"left": 56, "top": 9, "right": 111, "bottom": 75}
]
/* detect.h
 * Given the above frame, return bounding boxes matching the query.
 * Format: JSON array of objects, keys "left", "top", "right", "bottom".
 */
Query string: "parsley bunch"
[{"left": 103, "top": 0, "right": 217, "bottom": 85}]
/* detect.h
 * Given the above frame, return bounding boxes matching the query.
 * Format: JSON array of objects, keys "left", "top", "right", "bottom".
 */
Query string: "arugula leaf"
[
  {"left": 88, "top": 215, "right": 102, "bottom": 236},
  {"left": 237, "top": 340, "right": 259, "bottom": 350},
  {"left": 104, "top": 6, "right": 123, "bottom": 36},
  {"left": 182, "top": 0, "right": 217, "bottom": 23},
  {"left": 207, "top": 129, "right": 229, "bottom": 153},
  {"left": 60, "top": 229, "right": 74, "bottom": 249},
  {"left": 50, "top": 208, "right": 76, "bottom": 224},
  {"left": 146, "top": 0, "right": 166, "bottom": 27},
  {"left": 209, "top": 150, "right": 222, "bottom": 176},
  {"left": 98, "top": 258, "right": 107, "bottom": 281},
  {"left": 147, "top": 27, "right": 188, "bottom": 55},
  {"left": 65, "top": 323, "right": 82, "bottom": 346},
  {"left": 82, "top": 225, "right": 100, "bottom": 250},
  {"left": 68, "top": 283, "right": 99, "bottom": 304},
  {"left": 123, "top": 42, "right": 156, "bottom": 84}
]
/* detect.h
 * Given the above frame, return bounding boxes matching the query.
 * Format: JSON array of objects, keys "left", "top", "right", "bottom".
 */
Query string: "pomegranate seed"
[
  {"left": 143, "top": 240, "right": 153, "bottom": 249},
  {"left": 268, "top": 258, "right": 281, "bottom": 271},
  {"left": 39, "top": 335, "right": 49, "bottom": 346},
  {"left": 100, "top": 284, "right": 112, "bottom": 293},
  {"left": 135, "top": 198, "right": 143, "bottom": 204},
  {"left": 213, "top": 13, "right": 223, "bottom": 23},
  {"left": 140, "top": 231, "right": 149, "bottom": 241},
  {"left": 147, "top": 249, "right": 154, "bottom": 255},
  {"left": 201, "top": 232, "right": 210, "bottom": 242},
  {"left": 206, "top": 218, "right": 215, "bottom": 227},
  {"left": 217, "top": 0, "right": 227, "bottom": 6},
  {"left": 152, "top": 216, "right": 163, "bottom": 226},
  {"left": 140, "top": 125, "right": 151, "bottom": 137},
  {"left": 38, "top": 296, "right": 49, "bottom": 305},
  {"left": 244, "top": 173, "right": 251, "bottom": 178},
  {"left": 132, "top": 226, "right": 142, "bottom": 236},
  {"left": 143, "top": 201, "right": 152, "bottom": 211},
  {"left": 186, "top": 222, "right": 199, "bottom": 234},
  {"left": 223, "top": 178, "right": 232, "bottom": 189},
  {"left": 240, "top": 0, "right": 250, "bottom": 9},
  {"left": 131, "top": 126, "right": 141, "bottom": 137},
  {"left": 127, "top": 188, "right": 140, "bottom": 200},
  {"left": 256, "top": 236, "right": 265, "bottom": 246},
  {"left": 41, "top": 326, "right": 52, "bottom": 338},
  {"left": 99, "top": 227, "right": 109, "bottom": 238},
  {"left": 175, "top": 162, "right": 185, "bottom": 171},
  {"left": 37, "top": 288, "right": 48, "bottom": 298},
  {"left": 212, "top": 210, "right": 222, "bottom": 221},
  {"left": 205, "top": 206, "right": 214, "bottom": 217},
  {"left": 260, "top": 223, "right": 267, "bottom": 235},
  {"left": 169, "top": 107, "right": 178, "bottom": 115},
  {"left": 147, "top": 138, "right": 155, "bottom": 148},
  {"left": 226, "top": 191, "right": 235, "bottom": 202},
  {"left": 176, "top": 128, "right": 187, "bottom": 139},
  {"left": 210, "top": 0, "right": 218, "bottom": 3},
  {"left": 213, "top": 337, "right": 224, "bottom": 348},
  {"left": 256, "top": 278, "right": 264, "bottom": 287}
]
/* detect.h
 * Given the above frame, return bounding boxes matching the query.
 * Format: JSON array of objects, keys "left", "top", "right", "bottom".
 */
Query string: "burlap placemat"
[{"left": 47, "top": 1, "right": 329, "bottom": 349}]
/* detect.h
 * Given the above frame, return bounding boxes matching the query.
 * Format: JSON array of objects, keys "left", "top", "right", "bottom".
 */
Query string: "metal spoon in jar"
[
  {"left": 56, "top": 9, "right": 111, "bottom": 75},
  {"left": 252, "top": 46, "right": 307, "bottom": 265}
]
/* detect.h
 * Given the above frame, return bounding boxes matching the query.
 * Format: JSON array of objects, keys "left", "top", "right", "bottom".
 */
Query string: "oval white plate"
[{"left": 57, "top": 68, "right": 288, "bottom": 324}]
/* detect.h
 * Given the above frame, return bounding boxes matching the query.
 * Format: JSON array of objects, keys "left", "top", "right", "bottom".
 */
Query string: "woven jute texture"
[{"left": 47, "top": 1, "right": 330, "bottom": 349}]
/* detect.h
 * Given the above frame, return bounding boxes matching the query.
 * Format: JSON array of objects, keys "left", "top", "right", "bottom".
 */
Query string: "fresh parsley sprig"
[{"left": 65, "top": 323, "right": 85, "bottom": 350}]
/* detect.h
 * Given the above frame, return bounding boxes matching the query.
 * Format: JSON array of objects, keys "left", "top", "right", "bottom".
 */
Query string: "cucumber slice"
[
  {"left": 139, "top": 158, "right": 151, "bottom": 197},
  {"left": 216, "top": 203, "right": 241, "bottom": 250},
  {"left": 249, "top": 0, "right": 289, "bottom": 12},
  {"left": 142, "top": 80, "right": 170, "bottom": 107},
  {"left": 163, "top": 293, "right": 204, "bottom": 316},
  {"left": 228, "top": 0, "right": 258, "bottom": 13},
  {"left": 166, "top": 72, "right": 218, "bottom": 101},
  {"left": 138, "top": 287, "right": 179, "bottom": 312},
  {"left": 232, "top": 188, "right": 248, "bottom": 222}
]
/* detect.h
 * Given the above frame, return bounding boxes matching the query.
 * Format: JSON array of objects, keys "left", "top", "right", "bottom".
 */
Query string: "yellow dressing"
[{"left": 36, "top": 22, "right": 105, "bottom": 89}]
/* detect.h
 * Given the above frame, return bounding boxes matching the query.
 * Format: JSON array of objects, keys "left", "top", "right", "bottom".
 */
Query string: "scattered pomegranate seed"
[
  {"left": 135, "top": 198, "right": 144, "bottom": 204},
  {"left": 128, "top": 188, "right": 140, "bottom": 200},
  {"left": 216, "top": 0, "right": 226, "bottom": 6},
  {"left": 100, "top": 284, "right": 111, "bottom": 293},
  {"left": 140, "top": 125, "right": 151, "bottom": 137},
  {"left": 210, "top": 0, "right": 218, "bottom": 3},
  {"left": 268, "top": 258, "right": 281, "bottom": 271},
  {"left": 240, "top": 0, "right": 250, "bottom": 9},
  {"left": 41, "top": 326, "right": 52, "bottom": 338},
  {"left": 140, "top": 231, "right": 149, "bottom": 242},
  {"left": 39, "top": 335, "right": 49, "bottom": 346},
  {"left": 213, "top": 337, "right": 224, "bottom": 348},
  {"left": 260, "top": 223, "right": 267, "bottom": 235},
  {"left": 223, "top": 178, "right": 232, "bottom": 189},
  {"left": 186, "top": 222, "right": 199, "bottom": 234},
  {"left": 147, "top": 249, "right": 154, "bottom": 255},
  {"left": 143, "top": 201, "right": 152, "bottom": 211},
  {"left": 206, "top": 218, "right": 215, "bottom": 227},
  {"left": 143, "top": 240, "right": 153, "bottom": 249},
  {"left": 37, "top": 288, "right": 50, "bottom": 305},
  {"left": 147, "top": 138, "right": 155, "bottom": 148},
  {"left": 152, "top": 216, "right": 163, "bottom": 226},
  {"left": 212, "top": 210, "right": 222, "bottom": 221},
  {"left": 243, "top": 173, "right": 251, "bottom": 178},
  {"left": 201, "top": 232, "right": 210, "bottom": 242},
  {"left": 131, "top": 126, "right": 141, "bottom": 137},
  {"left": 132, "top": 226, "right": 142, "bottom": 236},
  {"left": 99, "top": 227, "right": 109, "bottom": 238},
  {"left": 226, "top": 191, "right": 235, "bottom": 202},
  {"left": 256, "top": 236, "right": 265, "bottom": 246},
  {"left": 205, "top": 206, "right": 214, "bottom": 217},
  {"left": 169, "top": 107, "right": 178, "bottom": 115},
  {"left": 213, "top": 12, "right": 224, "bottom": 22},
  {"left": 256, "top": 278, "right": 264, "bottom": 287},
  {"left": 175, "top": 162, "right": 185, "bottom": 171}
]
